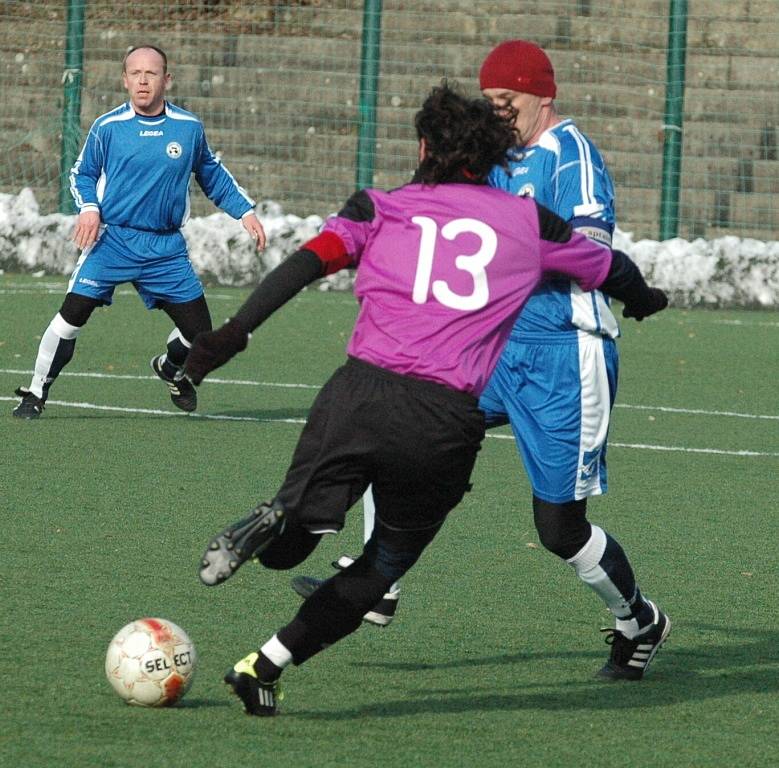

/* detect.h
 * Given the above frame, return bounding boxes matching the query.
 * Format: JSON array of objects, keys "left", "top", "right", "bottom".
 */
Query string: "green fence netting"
[{"left": 1, "top": 0, "right": 777, "bottom": 241}]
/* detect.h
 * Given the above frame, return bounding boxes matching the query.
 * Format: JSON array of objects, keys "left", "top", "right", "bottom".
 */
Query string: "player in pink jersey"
[{"left": 182, "top": 84, "right": 667, "bottom": 716}]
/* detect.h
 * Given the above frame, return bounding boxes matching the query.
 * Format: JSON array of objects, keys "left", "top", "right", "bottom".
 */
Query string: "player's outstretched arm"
[
  {"left": 184, "top": 248, "right": 325, "bottom": 384},
  {"left": 536, "top": 203, "right": 668, "bottom": 322},
  {"left": 598, "top": 249, "right": 668, "bottom": 321},
  {"left": 182, "top": 317, "right": 250, "bottom": 385},
  {"left": 184, "top": 228, "right": 354, "bottom": 384}
]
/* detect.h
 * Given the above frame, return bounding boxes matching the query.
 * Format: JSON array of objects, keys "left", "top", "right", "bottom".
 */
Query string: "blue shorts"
[
  {"left": 479, "top": 332, "right": 618, "bottom": 503},
  {"left": 68, "top": 225, "right": 203, "bottom": 309}
]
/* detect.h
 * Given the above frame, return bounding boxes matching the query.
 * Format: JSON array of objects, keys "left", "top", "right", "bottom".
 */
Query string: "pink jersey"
[{"left": 323, "top": 183, "right": 612, "bottom": 396}]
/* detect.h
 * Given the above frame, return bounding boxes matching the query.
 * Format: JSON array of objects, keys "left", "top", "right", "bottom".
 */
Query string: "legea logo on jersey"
[
  {"left": 517, "top": 183, "right": 535, "bottom": 198},
  {"left": 139, "top": 130, "right": 163, "bottom": 137},
  {"left": 166, "top": 142, "right": 183, "bottom": 159}
]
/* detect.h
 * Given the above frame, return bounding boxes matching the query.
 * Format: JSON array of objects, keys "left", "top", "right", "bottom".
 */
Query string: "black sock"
[
  {"left": 41, "top": 337, "right": 77, "bottom": 399},
  {"left": 162, "top": 333, "right": 190, "bottom": 378},
  {"left": 275, "top": 560, "right": 391, "bottom": 665}
]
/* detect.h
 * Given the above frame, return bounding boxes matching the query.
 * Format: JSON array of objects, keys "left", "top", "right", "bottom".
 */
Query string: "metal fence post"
[
  {"left": 59, "top": 0, "right": 86, "bottom": 214},
  {"left": 659, "top": 0, "right": 688, "bottom": 240},
  {"left": 355, "top": 0, "right": 383, "bottom": 190}
]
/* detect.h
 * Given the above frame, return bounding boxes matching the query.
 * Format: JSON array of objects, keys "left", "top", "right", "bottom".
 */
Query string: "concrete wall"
[{"left": 1, "top": 0, "right": 777, "bottom": 240}]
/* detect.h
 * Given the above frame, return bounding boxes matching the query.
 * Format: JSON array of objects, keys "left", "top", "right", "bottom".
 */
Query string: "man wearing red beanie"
[
  {"left": 478, "top": 39, "right": 670, "bottom": 681},
  {"left": 479, "top": 39, "right": 558, "bottom": 147}
]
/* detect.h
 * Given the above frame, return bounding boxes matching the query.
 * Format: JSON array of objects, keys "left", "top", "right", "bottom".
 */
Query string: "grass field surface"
[{"left": 1, "top": 273, "right": 777, "bottom": 768}]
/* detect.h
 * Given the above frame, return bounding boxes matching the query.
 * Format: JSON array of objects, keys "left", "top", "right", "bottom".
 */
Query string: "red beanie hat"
[{"left": 479, "top": 40, "right": 557, "bottom": 98}]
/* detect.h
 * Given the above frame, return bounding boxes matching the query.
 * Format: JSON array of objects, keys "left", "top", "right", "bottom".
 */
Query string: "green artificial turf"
[{"left": 1, "top": 274, "right": 777, "bottom": 768}]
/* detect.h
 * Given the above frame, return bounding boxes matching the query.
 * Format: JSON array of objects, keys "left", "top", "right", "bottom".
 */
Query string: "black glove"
[
  {"left": 622, "top": 287, "right": 669, "bottom": 321},
  {"left": 183, "top": 318, "right": 249, "bottom": 385}
]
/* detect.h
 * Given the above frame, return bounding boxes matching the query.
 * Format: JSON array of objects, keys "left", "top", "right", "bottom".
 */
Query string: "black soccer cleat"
[
  {"left": 598, "top": 602, "right": 671, "bottom": 681},
  {"left": 151, "top": 355, "right": 197, "bottom": 412},
  {"left": 12, "top": 387, "right": 45, "bottom": 419},
  {"left": 199, "top": 501, "right": 285, "bottom": 586},
  {"left": 224, "top": 653, "right": 282, "bottom": 716},
  {"left": 290, "top": 555, "right": 400, "bottom": 627}
]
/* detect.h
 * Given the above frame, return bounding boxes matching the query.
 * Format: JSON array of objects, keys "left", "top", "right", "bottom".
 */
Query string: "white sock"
[
  {"left": 567, "top": 525, "right": 633, "bottom": 619},
  {"left": 29, "top": 313, "right": 81, "bottom": 398},
  {"left": 260, "top": 634, "right": 293, "bottom": 670}
]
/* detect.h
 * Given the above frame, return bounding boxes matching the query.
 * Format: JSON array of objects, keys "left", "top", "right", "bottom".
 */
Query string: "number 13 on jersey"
[{"left": 411, "top": 216, "right": 498, "bottom": 311}]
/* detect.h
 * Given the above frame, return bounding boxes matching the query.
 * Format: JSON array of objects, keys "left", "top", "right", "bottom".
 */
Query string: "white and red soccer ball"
[{"left": 105, "top": 618, "right": 197, "bottom": 707}]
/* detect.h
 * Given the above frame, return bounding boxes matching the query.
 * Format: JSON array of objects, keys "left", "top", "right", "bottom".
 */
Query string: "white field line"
[
  {"left": 616, "top": 403, "right": 779, "bottom": 421},
  {"left": 0, "top": 396, "right": 306, "bottom": 425},
  {"left": 2, "top": 395, "right": 776, "bottom": 457},
  {"left": 2, "top": 394, "right": 777, "bottom": 460},
  {"left": 0, "top": 287, "right": 236, "bottom": 300},
  {"left": 1, "top": 368, "right": 776, "bottom": 420},
  {"left": 0, "top": 284, "right": 354, "bottom": 304},
  {"left": 486, "top": 431, "right": 779, "bottom": 457},
  {"left": 0, "top": 368, "right": 320, "bottom": 389},
  {"left": 712, "top": 318, "right": 779, "bottom": 328}
]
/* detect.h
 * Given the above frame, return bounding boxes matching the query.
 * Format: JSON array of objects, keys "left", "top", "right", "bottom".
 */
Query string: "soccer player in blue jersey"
[
  {"left": 475, "top": 40, "right": 669, "bottom": 680},
  {"left": 295, "top": 42, "right": 670, "bottom": 682},
  {"left": 12, "top": 45, "right": 265, "bottom": 418}
]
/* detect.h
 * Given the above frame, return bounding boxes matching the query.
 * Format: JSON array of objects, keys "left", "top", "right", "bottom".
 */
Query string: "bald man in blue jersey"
[{"left": 12, "top": 45, "right": 265, "bottom": 418}]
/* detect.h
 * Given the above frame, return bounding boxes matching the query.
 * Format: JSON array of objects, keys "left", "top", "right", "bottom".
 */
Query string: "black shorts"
[{"left": 275, "top": 357, "right": 485, "bottom": 533}]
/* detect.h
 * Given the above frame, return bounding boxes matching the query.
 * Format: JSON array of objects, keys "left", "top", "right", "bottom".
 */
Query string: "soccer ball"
[{"left": 105, "top": 618, "right": 197, "bottom": 707}]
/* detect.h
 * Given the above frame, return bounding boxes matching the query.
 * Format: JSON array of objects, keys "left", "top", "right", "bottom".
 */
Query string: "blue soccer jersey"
[
  {"left": 67, "top": 101, "right": 255, "bottom": 308},
  {"left": 69, "top": 101, "right": 255, "bottom": 232},
  {"left": 488, "top": 118, "right": 618, "bottom": 340},
  {"left": 481, "top": 118, "right": 620, "bottom": 502}
]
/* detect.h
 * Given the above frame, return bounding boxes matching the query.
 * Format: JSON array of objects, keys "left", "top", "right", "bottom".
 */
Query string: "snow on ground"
[{"left": 1, "top": 188, "right": 777, "bottom": 306}]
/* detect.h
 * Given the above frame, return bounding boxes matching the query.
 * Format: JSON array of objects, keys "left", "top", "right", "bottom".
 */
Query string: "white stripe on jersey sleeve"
[
  {"left": 214, "top": 158, "right": 255, "bottom": 209},
  {"left": 69, "top": 156, "right": 86, "bottom": 209},
  {"left": 563, "top": 123, "right": 598, "bottom": 214},
  {"left": 165, "top": 103, "right": 201, "bottom": 123},
  {"left": 96, "top": 104, "right": 135, "bottom": 128},
  {"left": 96, "top": 171, "right": 107, "bottom": 204}
]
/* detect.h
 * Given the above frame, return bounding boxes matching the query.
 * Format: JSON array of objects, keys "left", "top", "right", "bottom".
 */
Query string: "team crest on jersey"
[
  {"left": 166, "top": 142, "right": 182, "bottom": 159},
  {"left": 517, "top": 183, "right": 535, "bottom": 198}
]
